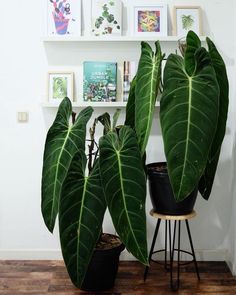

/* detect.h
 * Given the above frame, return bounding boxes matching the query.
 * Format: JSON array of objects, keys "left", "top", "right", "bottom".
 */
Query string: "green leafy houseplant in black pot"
[
  {"left": 40, "top": 41, "right": 166, "bottom": 289},
  {"left": 145, "top": 31, "right": 229, "bottom": 215},
  {"left": 41, "top": 99, "right": 149, "bottom": 290}
]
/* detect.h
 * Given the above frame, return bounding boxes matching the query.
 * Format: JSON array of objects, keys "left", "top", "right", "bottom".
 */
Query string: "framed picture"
[
  {"left": 46, "top": 0, "right": 81, "bottom": 36},
  {"left": 173, "top": 6, "right": 202, "bottom": 37},
  {"left": 91, "top": 0, "right": 122, "bottom": 37},
  {"left": 130, "top": 1, "right": 168, "bottom": 37},
  {"left": 48, "top": 72, "right": 74, "bottom": 103}
]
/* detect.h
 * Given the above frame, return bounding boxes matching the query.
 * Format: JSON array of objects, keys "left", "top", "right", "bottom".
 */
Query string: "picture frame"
[
  {"left": 173, "top": 6, "right": 202, "bottom": 37},
  {"left": 47, "top": 72, "right": 74, "bottom": 103},
  {"left": 130, "top": 1, "right": 168, "bottom": 37},
  {"left": 91, "top": 0, "right": 122, "bottom": 37},
  {"left": 46, "top": 0, "right": 81, "bottom": 36}
]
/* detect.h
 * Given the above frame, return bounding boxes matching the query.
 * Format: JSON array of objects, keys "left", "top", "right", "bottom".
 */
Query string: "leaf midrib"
[
  {"left": 116, "top": 150, "right": 146, "bottom": 262},
  {"left": 140, "top": 57, "right": 158, "bottom": 156},
  {"left": 49, "top": 126, "right": 72, "bottom": 229},
  {"left": 76, "top": 176, "right": 88, "bottom": 283},
  {"left": 178, "top": 76, "right": 192, "bottom": 198}
]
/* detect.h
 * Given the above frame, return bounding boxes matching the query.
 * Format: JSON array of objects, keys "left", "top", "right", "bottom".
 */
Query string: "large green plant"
[
  {"left": 160, "top": 31, "right": 229, "bottom": 202},
  {"left": 124, "top": 31, "right": 228, "bottom": 203},
  {"left": 41, "top": 97, "right": 149, "bottom": 287},
  {"left": 41, "top": 39, "right": 163, "bottom": 287}
]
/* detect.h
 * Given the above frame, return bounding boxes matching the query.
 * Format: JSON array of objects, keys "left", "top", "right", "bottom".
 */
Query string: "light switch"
[{"left": 17, "top": 112, "right": 29, "bottom": 123}]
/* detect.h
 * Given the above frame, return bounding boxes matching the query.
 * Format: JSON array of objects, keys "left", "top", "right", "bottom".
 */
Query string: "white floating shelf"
[
  {"left": 42, "top": 35, "right": 206, "bottom": 42},
  {"left": 41, "top": 101, "right": 160, "bottom": 108}
]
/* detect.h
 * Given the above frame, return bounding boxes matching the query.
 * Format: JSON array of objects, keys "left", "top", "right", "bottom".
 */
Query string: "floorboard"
[{"left": 0, "top": 261, "right": 235, "bottom": 294}]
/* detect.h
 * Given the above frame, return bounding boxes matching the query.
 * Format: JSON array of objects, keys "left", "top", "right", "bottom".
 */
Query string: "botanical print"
[
  {"left": 181, "top": 14, "right": 194, "bottom": 30},
  {"left": 92, "top": 0, "right": 122, "bottom": 36},
  {"left": 48, "top": 73, "right": 73, "bottom": 103},
  {"left": 47, "top": 0, "right": 81, "bottom": 35},
  {"left": 138, "top": 10, "right": 160, "bottom": 32},
  {"left": 176, "top": 8, "right": 200, "bottom": 36},
  {"left": 132, "top": 4, "right": 167, "bottom": 37},
  {"left": 53, "top": 77, "right": 68, "bottom": 99}
]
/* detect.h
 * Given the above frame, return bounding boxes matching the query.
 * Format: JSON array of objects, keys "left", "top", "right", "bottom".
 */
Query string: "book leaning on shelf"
[{"left": 83, "top": 61, "right": 117, "bottom": 102}]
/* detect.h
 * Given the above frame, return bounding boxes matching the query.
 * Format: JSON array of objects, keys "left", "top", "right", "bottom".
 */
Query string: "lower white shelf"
[
  {"left": 41, "top": 101, "right": 127, "bottom": 108},
  {"left": 41, "top": 101, "right": 160, "bottom": 108}
]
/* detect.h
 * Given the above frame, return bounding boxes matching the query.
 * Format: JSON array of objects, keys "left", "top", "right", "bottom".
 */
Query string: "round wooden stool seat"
[{"left": 150, "top": 210, "right": 196, "bottom": 221}]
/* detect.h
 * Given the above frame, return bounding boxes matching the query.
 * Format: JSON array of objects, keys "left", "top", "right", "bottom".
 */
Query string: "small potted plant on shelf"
[{"left": 125, "top": 30, "right": 228, "bottom": 215}]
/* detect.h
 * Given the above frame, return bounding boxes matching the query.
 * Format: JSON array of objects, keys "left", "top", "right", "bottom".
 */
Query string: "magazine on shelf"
[
  {"left": 83, "top": 61, "right": 117, "bottom": 102},
  {"left": 123, "top": 61, "right": 136, "bottom": 102},
  {"left": 91, "top": 0, "right": 122, "bottom": 36}
]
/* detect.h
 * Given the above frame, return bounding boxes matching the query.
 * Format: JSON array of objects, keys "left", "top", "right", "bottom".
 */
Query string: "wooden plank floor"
[{"left": 0, "top": 261, "right": 236, "bottom": 294}]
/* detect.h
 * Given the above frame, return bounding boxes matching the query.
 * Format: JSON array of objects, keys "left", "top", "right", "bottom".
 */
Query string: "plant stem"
[
  {"left": 72, "top": 112, "right": 76, "bottom": 124},
  {"left": 88, "top": 118, "right": 97, "bottom": 175}
]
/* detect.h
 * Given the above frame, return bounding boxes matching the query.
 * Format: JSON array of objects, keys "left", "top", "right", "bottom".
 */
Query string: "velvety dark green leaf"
[
  {"left": 41, "top": 98, "right": 93, "bottom": 232},
  {"left": 160, "top": 47, "right": 219, "bottom": 202},
  {"left": 97, "top": 112, "right": 111, "bottom": 135},
  {"left": 99, "top": 126, "right": 148, "bottom": 265},
  {"left": 59, "top": 152, "right": 106, "bottom": 288},
  {"left": 199, "top": 38, "right": 229, "bottom": 199},
  {"left": 124, "top": 76, "right": 136, "bottom": 129},
  {"left": 184, "top": 30, "right": 201, "bottom": 76},
  {"left": 135, "top": 41, "right": 162, "bottom": 156}
]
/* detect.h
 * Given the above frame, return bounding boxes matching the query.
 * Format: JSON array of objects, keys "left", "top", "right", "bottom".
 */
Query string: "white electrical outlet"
[{"left": 17, "top": 112, "right": 29, "bottom": 123}]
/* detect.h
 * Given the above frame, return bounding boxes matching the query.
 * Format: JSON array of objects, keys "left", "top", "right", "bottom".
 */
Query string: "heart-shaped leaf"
[
  {"left": 59, "top": 152, "right": 106, "bottom": 287},
  {"left": 99, "top": 126, "right": 148, "bottom": 265},
  {"left": 160, "top": 41, "right": 219, "bottom": 201},
  {"left": 41, "top": 98, "right": 93, "bottom": 232}
]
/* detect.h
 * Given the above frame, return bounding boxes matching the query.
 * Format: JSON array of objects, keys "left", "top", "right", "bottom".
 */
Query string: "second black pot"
[{"left": 147, "top": 162, "right": 198, "bottom": 215}]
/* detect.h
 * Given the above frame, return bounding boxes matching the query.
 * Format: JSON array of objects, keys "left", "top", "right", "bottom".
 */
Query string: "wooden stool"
[{"left": 144, "top": 210, "right": 200, "bottom": 291}]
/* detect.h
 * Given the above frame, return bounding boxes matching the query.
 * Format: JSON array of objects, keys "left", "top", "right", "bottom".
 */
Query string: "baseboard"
[
  {"left": 120, "top": 249, "right": 228, "bottom": 262},
  {"left": 0, "top": 249, "right": 228, "bottom": 261},
  {"left": 0, "top": 250, "right": 63, "bottom": 260}
]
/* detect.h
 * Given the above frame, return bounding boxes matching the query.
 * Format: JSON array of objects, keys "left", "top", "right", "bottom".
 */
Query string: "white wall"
[{"left": 0, "top": 0, "right": 235, "bottom": 265}]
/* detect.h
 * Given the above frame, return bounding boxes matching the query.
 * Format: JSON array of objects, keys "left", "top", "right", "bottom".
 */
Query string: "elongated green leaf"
[
  {"left": 199, "top": 38, "right": 229, "bottom": 199},
  {"left": 135, "top": 41, "right": 162, "bottom": 156},
  {"left": 59, "top": 152, "right": 106, "bottom": 288},
  {"left": 160, "top": 47, "right": 219, "bottom": 202},
  {"left": 41, "top": 98, "right": 93, "bottom": 232},
  {"left": 125, "top": 76, "right": 136, "bottom": 129},
  {"left": 99, "top": 126, "right": 148, "bottom": 265}
]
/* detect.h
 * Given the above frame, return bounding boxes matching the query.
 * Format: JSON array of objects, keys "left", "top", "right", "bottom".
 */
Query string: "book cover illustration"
[
  {"left": 91, "top": 0, "right": 122, "bottom": 36},
  {"left": 83, "top": 62, "right": 117, "bottom": 102},
  {"left": 123, "top": 61, "right": 136, "bottom": 102}
]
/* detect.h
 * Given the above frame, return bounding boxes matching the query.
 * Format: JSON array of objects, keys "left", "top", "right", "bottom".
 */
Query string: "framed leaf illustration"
[
  {"left": 173, "top": 6, "right": 202, "bottom": 37},
  {"left": 91, "top": 0, "right": 122, "bottom": 37}
]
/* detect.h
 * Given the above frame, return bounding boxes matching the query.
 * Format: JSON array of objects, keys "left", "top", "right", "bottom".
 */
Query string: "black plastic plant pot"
[
  {"left": 81, "top": 235, "right": 125, "bottom": 291},
  {"left": 147, "top": 162, "right": 198, "bottom": 215}
]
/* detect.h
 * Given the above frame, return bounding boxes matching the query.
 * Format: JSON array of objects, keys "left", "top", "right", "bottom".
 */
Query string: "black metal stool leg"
[
  {"left": 164, "top": 221, "right": 168, "bottom": 270},
  {"left": 185, "top": 220, "right": 200, "bottom": 280},
  {"left": 177, "top": 220, "right": 181, "bottom": 289},
  {"left": 170, "top": 220, "right": 177, "bottom": 291},
  {"left": 144, "top": 218, "right": 161, "bottom": 281}
]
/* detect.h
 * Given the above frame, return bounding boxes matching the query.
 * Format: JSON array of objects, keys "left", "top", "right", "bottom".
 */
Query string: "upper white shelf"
[{"left": 42, "top": 35, "right": 206, "bottom": 42}]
